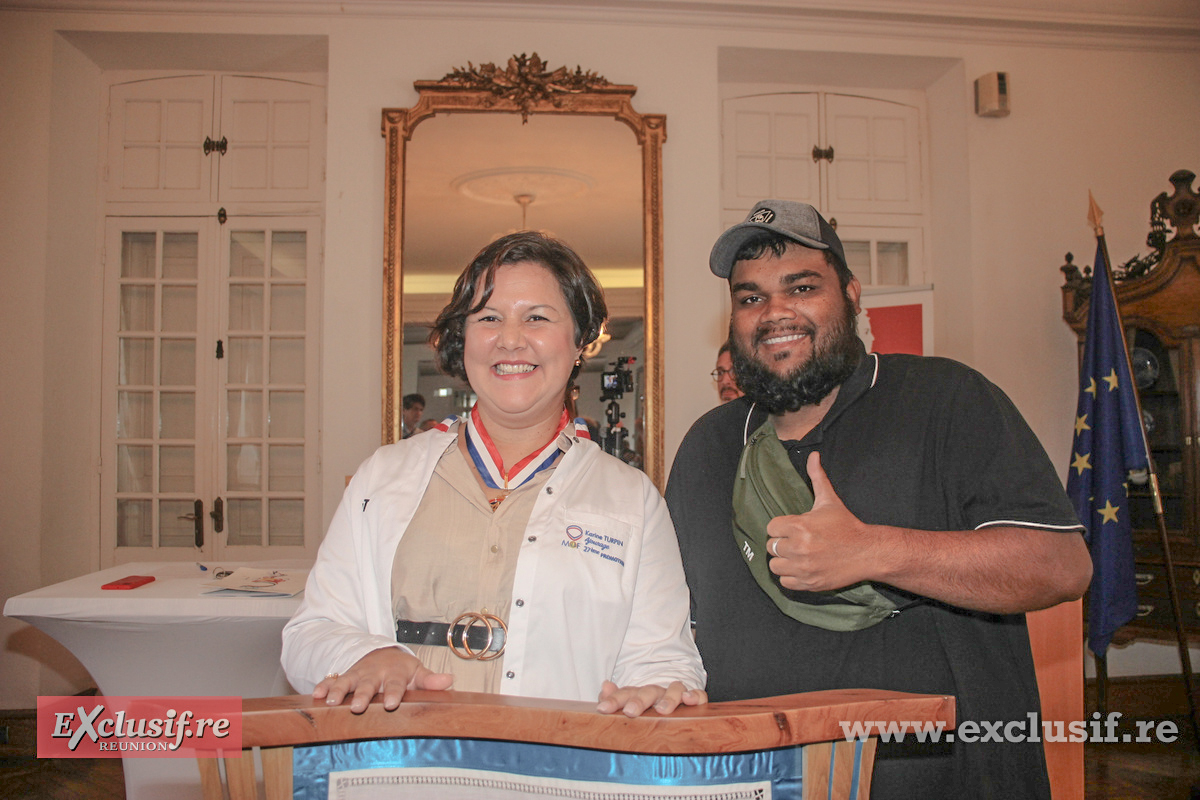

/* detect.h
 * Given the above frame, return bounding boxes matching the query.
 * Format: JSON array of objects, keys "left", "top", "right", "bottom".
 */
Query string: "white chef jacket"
[{"left": 281, "top": 420, "right": 705, "bottom": 701}]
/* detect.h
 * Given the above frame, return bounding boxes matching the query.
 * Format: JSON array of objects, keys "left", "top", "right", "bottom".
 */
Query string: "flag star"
[
  {"left": 1103, "top": 369, "right": 1119, "bottom": 391},
  {"left": 1071, "top": 451, "right": 1092, "bottom": 476},
  {"left": 1098, "top": 499, "right": 1120, "bottom": 524},
  {"left": 1085, "top": 377, "right": 1097, "bottom": 396},
  {"left": 1074, "top": 414, "right": 1091, "bottom": 435}
]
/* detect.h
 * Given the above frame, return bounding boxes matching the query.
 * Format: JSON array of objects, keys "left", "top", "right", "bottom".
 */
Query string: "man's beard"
[{"left": 730, "top": 295, "right": 862, "bottom": 414}]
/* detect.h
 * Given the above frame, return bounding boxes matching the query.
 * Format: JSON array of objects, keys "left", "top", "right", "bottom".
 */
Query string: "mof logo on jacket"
[{"left": 561, "top": 524, "right": 626, "bottom": 567}]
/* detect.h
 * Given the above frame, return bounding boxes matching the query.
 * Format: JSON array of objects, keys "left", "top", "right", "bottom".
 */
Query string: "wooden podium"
[{"left": 199, "top": 688, "right": 954, "bottom": 800}]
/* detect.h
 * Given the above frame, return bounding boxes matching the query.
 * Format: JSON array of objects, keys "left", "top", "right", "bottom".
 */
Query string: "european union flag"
[{"left": 1067, "top": 241, "right": 1148, "bottom": 657}]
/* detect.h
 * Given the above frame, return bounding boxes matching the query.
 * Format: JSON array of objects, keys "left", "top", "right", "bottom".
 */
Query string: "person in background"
[
  {"left": 401, "top": 393, "right": 425, "bottom": 439},
  {"left": 666, "top": 199, "right": 1090, "bottom": 799},
  {"left": 283, "top": 231, "right": 706, "bottom": 719},
  {"left": 712, "top": 339, "right": 742, "bottom": 403}
]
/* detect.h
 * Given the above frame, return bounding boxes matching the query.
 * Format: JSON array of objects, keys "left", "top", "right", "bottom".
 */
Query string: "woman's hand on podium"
[
  {"left": 596, "top": 680, "right": 708, "bottom": 718},
  {"left": 313, "top": 646, "right": 454, "bottom": 714}
]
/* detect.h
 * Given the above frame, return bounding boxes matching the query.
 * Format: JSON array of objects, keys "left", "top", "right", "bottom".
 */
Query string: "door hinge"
[
  {"left": 217, "top": 207, "right": 227, "bottom": 225},
  {"left": 204, "top": 136, "right": 228, "bottom": 156},
  {"left": 812, "top": 145, "right": 835, "bottom": 163},
  {"left": 216, "top": 339, "right": 224, "bottom": 359}
]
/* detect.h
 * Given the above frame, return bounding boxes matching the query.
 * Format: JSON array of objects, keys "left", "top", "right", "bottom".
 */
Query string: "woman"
[{"left": 282, "top": 232, "right": 706, "bottom": 718}]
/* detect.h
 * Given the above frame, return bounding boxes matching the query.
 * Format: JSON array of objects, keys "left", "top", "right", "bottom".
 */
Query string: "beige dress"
[{"left": 390, "top": 435, "right": 563, "bottom": 693}]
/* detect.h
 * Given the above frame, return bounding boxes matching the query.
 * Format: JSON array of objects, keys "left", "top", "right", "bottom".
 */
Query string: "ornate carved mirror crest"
[{"left": 381, "top": 54, "right": 667, "bottom": 487}]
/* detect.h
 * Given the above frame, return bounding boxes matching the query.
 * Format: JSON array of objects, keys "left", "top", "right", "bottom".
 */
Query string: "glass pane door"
[
  {"left": 104, "top": 219, "right": 215, "bottom": 560},
  {"left": 102, "top": 216, "right": 321, "bottom": 565},
  {"left": 836, "top": 225, "right": 927, "bottom": 287},
  {"left": 219, "top": 220, "right": 321, "bottom": 557}
]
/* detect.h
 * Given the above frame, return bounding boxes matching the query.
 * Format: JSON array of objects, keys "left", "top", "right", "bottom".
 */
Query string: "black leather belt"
[{"left": 395, "top": 612, "right": 506, "bottom": 660}]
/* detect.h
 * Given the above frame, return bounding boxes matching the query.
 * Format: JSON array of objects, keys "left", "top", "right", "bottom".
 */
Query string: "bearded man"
[{"left": 665, "top": 200, "right": 1091, "bottom": 799}]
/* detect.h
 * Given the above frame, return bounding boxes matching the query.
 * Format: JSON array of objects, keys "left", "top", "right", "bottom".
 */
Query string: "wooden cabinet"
[{"left": 1061, "top": 170, "right": 1200, "bottom": 642}]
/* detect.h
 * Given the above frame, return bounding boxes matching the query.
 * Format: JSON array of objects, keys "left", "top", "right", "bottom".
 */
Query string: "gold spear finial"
[{"left": 1087, "top": 190, "right": 1104, "bottom": 238}]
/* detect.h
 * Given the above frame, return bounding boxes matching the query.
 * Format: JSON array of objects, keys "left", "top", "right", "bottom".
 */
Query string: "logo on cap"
[{"left": 748, "top": 208, "right": 776, "bottom": 224}]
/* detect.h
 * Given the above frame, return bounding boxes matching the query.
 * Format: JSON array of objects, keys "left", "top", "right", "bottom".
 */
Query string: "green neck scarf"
[{"left": 731, "top": 419, "right": 898, "bottom": 631}]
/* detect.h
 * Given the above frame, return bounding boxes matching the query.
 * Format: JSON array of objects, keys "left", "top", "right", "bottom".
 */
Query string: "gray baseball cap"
[{"left": 710, "top": 200, "right": 848, "bottom": 278}]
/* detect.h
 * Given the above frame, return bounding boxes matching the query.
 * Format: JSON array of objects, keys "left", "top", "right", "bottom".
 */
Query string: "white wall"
[
  {"left": 1, "top": 12, "right": 52, "bottom": 710},
  {"left": 2, "top": 3, "right": 1198, "bottom": 708}
]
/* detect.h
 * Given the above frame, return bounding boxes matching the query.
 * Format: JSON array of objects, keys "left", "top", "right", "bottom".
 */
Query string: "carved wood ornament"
[
  {"left": 440, "top": 53, "right": 613, "bottom": 121},
  {"left": 1061, "top": 170, "right": 1200, "bottom": 322}
]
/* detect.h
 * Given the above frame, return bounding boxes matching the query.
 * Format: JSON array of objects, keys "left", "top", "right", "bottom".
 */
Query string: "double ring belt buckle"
[{"left": 447, "top": 611, "right": 507, "bottom": 661}]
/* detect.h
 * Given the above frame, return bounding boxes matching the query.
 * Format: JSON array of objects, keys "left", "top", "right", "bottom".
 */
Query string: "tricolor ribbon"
[{"left": 465, "top": 406, "right": 572, "bottom": 491}]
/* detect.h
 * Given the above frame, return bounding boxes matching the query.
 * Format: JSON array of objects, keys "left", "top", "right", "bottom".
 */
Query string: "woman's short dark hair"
[{"left": 429, "top": 231, "right": 609, "bottom": 383}]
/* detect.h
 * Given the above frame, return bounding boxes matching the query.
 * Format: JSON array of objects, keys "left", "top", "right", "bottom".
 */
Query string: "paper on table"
[{"left": 201, "top": 567, "right": 308, "bottom": 597}]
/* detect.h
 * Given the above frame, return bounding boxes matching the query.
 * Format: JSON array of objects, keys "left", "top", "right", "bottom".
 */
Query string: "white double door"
[
  {"left": 722, "top": 91, "right": 928, "bottom": 287},
  {"left": 100, "top": 215, "right": 322, "bottom": 565}
]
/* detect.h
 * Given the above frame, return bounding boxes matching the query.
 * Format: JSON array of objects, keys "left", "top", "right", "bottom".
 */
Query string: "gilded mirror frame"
[{"left": 381, "top": 56, "right": 667, "bottom": 487}]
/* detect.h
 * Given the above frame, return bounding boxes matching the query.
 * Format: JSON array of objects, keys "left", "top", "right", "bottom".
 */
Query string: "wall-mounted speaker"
[{"left": 975, "top": 72, "right": 1009, "bottom": 117}]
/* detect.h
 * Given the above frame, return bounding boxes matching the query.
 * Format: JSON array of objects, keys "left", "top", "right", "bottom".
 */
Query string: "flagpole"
[{"left": 1088, "top": 194, "right": 1200, "bottom": 745}]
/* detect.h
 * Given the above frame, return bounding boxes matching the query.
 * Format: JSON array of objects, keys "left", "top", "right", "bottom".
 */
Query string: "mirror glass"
[
  {"left": 383, "top": 63, "right": 665, "bottom": 484},
  {"left": 403, "top": 114, "right": 645, "bottom": 467}
]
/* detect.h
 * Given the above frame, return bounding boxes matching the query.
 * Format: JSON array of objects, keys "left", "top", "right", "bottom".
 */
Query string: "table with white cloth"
[{"left": 4, "top": 560, "right": 310, "bottom": 800}]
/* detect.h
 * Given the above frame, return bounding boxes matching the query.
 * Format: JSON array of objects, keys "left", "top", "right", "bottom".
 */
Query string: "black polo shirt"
[{"left": 666, "top": 351, "right": 1083, "bottom": 800}]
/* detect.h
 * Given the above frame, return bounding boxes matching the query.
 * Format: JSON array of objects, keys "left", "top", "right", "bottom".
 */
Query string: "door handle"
[
  {"left": 175, "top": 496, "right": 204, "bottom": 546},
  {"left": 179, "top": 499, "right": 215, "bottom": 545},
  {"left": 210, "top": 497, "right": 224, "bottom": 533},
  {"left": 183, "top": 499, "right": 204, "bottom": 547}
]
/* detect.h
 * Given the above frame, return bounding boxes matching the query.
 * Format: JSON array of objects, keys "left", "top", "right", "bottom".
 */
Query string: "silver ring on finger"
[{"left": 768, "top": 538, "right": 779, "bottom": 557}]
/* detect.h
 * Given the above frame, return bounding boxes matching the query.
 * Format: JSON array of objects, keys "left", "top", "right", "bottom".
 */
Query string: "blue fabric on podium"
[{"left": 292, "top": 737, "right": 807, "bottom": 799}]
